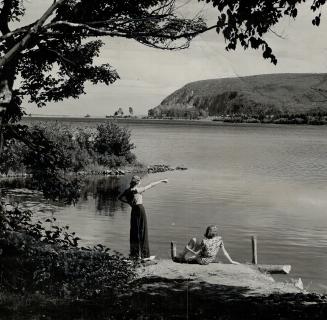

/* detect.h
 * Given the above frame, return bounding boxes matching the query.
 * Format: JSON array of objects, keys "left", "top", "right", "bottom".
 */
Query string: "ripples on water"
[{"left": 4, "top": 122, "right": 327, "bottom": 292}]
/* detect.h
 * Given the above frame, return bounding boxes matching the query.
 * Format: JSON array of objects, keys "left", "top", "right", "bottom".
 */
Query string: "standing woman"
[{"left": 119, "top": 175, "right": 168, "bottom": 259}]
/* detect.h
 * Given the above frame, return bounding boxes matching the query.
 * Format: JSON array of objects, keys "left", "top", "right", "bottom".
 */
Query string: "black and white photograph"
[{"left": 1, "top": 1, "right": 327, "bottom": 319}]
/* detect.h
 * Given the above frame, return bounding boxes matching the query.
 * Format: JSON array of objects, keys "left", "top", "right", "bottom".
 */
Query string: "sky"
[{"left": 16, "top": 0, "right": 327, "bottom": 116}]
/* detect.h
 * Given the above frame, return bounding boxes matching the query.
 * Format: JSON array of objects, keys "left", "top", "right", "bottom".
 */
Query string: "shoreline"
[
  {"left": 0, "top": 164, "right": 186, "bottom": 180},
  {"left": 22, "top": 116, "right": 327, "bottom": 129}
]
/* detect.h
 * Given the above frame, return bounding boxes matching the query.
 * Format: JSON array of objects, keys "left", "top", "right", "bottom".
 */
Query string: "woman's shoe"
[{"left": 141, "top": 255, "right": 156, "bottom": 262}]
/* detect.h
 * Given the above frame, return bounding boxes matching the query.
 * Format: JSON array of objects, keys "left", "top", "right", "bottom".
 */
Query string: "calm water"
[{"left": 8, "top": 121, "right": 327, "bottom": 292}]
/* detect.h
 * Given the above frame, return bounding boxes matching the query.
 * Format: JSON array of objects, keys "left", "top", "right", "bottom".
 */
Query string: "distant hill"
[{"left": 148, "top": 73, "right": 327, "bottom": 118}]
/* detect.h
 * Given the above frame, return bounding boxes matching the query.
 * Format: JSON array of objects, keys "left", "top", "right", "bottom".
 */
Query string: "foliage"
[
  {"left": 114, "top": 107, "right": 124, "bottom": 117},
  {"left": 0, "top": 138, "right": 25, "bottom": 175},
  {"left": 25, "top": 123, "right": 93, "bottom": 173},
  {"left": 94, "top": 121, "right": 136, "bottom": 167},
  {"left": 0, "top": 203, "right": 80, "bottom": 248},
  {"left": 0, "top": 121, "right": 136, "bottom": 202},
  {"left": 201, "top": 0, "right": 327, "bottom": 65},
  {"left": 0, "top": 202, "right": 135, "bottom": 299}
]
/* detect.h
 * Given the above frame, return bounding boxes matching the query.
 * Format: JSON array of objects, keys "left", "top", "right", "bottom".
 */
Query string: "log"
[{"left": 256, "top": 264, "right": 291, "bottom": 274}]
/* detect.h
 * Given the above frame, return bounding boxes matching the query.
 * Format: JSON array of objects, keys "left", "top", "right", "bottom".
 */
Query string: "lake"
[{"left": 9, "top": 120, "right": 327, "bottom": 292}]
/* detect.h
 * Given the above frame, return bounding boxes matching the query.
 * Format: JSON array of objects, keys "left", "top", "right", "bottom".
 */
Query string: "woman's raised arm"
[{"left": 142, "top": 179, "right": 168, "bottom": 191}]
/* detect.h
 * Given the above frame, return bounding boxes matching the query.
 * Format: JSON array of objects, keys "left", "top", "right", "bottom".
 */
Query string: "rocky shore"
[{"left": 0, "top": 164, "right": 188, "bottom": 180}]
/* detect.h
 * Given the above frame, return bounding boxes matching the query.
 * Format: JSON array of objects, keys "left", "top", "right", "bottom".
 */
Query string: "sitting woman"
[{"left": 175, "top": 225, "right": 239, "bottom": 265}]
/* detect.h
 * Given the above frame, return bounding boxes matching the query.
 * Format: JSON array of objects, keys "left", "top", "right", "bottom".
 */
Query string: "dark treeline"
[{"left": 148, "top": 103, "right": 327, "bottom": 125}]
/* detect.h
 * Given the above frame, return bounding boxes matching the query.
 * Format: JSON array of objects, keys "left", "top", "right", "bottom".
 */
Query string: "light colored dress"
[{"left": 196, "top": 236, "right": 224, "bottom": 265}]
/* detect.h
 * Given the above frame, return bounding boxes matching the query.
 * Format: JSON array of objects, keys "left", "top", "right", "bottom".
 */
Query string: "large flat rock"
[
  {"left": 137, "top": 260, "right": 302, "bottom": 295},
  {"left": 125, "top": 260, "right": 327, "bottom": 319}
]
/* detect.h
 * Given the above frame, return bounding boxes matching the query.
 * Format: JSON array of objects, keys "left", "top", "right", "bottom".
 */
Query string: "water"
[{"left": 7, "top": 121, "right": 327, "bottom": 292}]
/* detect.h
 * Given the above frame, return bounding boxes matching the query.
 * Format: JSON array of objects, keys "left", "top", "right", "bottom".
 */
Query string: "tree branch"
[
  {"left": 0, "top": 0, "right": 14, "bottom": 35},
  {"left": 0, "top": 22, "right": 36, "bottom": 41},
  {"left": 2, "top": 124, "right": 42, "bottom": 152},
  {"left": 40, "top": 47, "right": 76, "bottom": 77},
  {"left": 44, "top": 20, "right": 217, "bottom": 41},
  {"left": 0, "top": 0, "right": 67, "bottom": 70},
  {"left": 268, "top": 27, "right": 286, "bottom": 39},
  {"left": 150, "top": 0, "right": 175, "bottom": 15}
]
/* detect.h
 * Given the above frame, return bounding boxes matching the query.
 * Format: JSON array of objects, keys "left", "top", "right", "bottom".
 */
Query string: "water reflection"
[
  {"left": 0, "top": 175, "right": 136, "bottom": 216},
  {"left": 80, "top": 176, "right": 130, "bottom": 216}
]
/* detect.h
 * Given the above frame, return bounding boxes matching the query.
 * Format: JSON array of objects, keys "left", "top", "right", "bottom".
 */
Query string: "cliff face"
[{"left": 149, "top": 73, "right": 327, "bottom": 117}]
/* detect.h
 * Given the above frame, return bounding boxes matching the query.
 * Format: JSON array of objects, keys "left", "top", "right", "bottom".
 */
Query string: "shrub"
[
  {"left": 0, "top": 121, "right": 137, "bottom": 202},
  {"left": 0, "top": 202, "right": 135, "bottom": 299},
  {"left": 0, "top": 139, "right": 26, "bottom": 175},
  {"left": 94, "top": 121, "right": 136, "bottom": 167},
  {"left": 26, "top": 122, "right": 94, "bottom": 173}
]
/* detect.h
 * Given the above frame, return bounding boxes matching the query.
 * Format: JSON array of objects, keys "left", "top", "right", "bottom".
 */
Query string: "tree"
[
  {"left": 0, "top": 0, "right": 208, "bottom": 132},
  {"left": 94, "top": 121, "right": 136, "bottom": 167},
  {"left": 200, "top": 0, "right": 325, "bottom": 65},
  {"left": 0, "top": 0, "right": 208, "bottom": 200},
  {"left": 117, "top": 107, "right": 124, "bottom": 117},
  {"left": 129, "top": 107, "right": 134, "bottom": 116}
]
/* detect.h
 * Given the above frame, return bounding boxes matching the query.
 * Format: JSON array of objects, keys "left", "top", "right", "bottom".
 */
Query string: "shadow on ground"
[{"left": 1, "top": 276, "right": 327, "bottom": 320}]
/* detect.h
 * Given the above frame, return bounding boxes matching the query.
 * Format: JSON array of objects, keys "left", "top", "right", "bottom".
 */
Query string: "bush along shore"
[
  {"left": 0, "top": 201, "right": 138, "bottom": 319},
  {"left": 0, "top": 121, "right": 137, "bottom": 177},
  {"left": 0, "top": 121, "right": 187, "bottom": 180}
]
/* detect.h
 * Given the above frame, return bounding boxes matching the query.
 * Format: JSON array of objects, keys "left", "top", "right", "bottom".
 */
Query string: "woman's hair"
[
  {"left": 130, "top": 175, "right": 141, "bottom": 187},
  {"left": 204, "top": 225, "right": 219, "bottom": 239}
]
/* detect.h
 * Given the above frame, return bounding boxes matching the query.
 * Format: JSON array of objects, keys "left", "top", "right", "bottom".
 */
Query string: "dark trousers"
[{"left": 130, "top": 204, "right": 150, "bottom": 258}]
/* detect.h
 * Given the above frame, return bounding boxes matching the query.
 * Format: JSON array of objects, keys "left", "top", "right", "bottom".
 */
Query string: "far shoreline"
[{"left": 22, "top": 116, "right": 327, "bottom": 129}]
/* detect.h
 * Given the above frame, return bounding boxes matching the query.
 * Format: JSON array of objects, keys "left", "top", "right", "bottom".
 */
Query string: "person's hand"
[{"left": 161, "top": 179, "right": 168, "bottom": 183}]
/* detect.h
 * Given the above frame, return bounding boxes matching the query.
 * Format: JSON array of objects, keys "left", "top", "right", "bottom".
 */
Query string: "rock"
[
  {"left": 147, "top": 164, "right": 174, "bottom": 174},
  {"left": 292, "top": 278, "right": 304, "bottom": 290},
  {"left": 175, "top": 166, "right": 187, "bottom": 171},
  {"left": 136, "top": 259, "right": 303, "bottom": 296}
]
